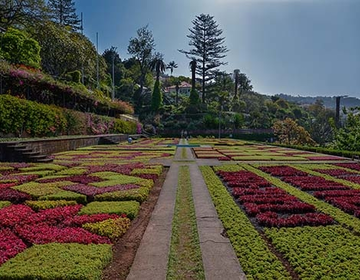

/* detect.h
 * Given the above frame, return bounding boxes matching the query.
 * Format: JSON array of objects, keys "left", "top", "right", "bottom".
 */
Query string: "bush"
[
  {"left": 0, "top": 243, "right": 112, "bottom": 280},
  {"left": 79, "top": 201, "right": 140, "bottom": 220},
  {"left": 83, "top": 217, "right": 131, "bottom": 240},
  {"left": 26, "top": 200, "right": 78, "bottom": 211},
  {"left": 0, "top": 94, "right": 136, "bottom": 137}
]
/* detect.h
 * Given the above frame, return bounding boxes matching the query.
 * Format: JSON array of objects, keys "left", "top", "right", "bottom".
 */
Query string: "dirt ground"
[{"left": 102, "top": 168, "right": 168, "bottom": 280}]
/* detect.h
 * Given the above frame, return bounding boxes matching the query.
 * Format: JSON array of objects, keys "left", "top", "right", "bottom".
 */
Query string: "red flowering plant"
[{"left": 0, "top": 228, "right": 27, "bottom": 265}]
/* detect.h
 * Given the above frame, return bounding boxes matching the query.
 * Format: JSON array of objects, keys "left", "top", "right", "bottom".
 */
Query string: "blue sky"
[{"left": 75, "top": 0, "right": 359, "bottom": 98}]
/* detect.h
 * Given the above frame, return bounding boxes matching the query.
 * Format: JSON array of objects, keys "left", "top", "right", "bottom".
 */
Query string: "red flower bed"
[
  {"left": 307, "top": 156, "right": 344, "bottom": 161},
  {"left": 219, "top": 170, "right": 333, "bottom": 227},
  {"left": 0, "top": 228, "right": 27, "bottom": 265},
  {"left": 259, "top": 166, "right": 308, "bottom": 177},
  {"left": 86, "top": 162, "right": 144, "bottom": 175},
  {"left": 269, "top": 165, "right": 360, "bottom": 219},
  {"left": 15, "top": 224, "right": 111, "bottom": 244},
  {"left": 334, "top": 163, "right": 360, "bottom": 171},
  {"left": 314, "top": 169, "right": 357, "bottom": 177},
  {"left": 38, "top": 175, "right": 103, "bottom": 184},
  {"left": 62, "top": 213, "right": 122, "bottom": 227},
  {"left": 0, "top": 183, "right": 17, "bottom": 189},
  {"left": 0, "top": 189, "right": 32, "bottom": 204},
  {"left": 0, "top": 205, "right": 35, "bottom": 228},
  {"left": 256, "top": 212, "right": 334, "bottom": 227},
  {"left": 0, "top": 174, "right": 38, "bottom": 184}
]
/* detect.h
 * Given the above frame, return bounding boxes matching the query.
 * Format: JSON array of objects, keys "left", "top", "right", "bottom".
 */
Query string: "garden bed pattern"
[{"left": 0, "top": 139, "right": 173, "bottom": 279}]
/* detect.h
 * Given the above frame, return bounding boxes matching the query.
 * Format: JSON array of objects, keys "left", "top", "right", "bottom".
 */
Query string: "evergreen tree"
[
  {"left": 179, "top": 14, "right": 228, "bottom": 104},
  {"left": 151, "top": 80, "right": 163, "bottom": 112},
  {"left": 128, "top": 25, "right": 155, "bottom": 112},
  {"left": 48, "top": 0, "right": 81, "bottom": 31}
]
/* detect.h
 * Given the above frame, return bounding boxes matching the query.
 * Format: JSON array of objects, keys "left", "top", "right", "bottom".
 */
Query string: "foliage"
[
  {"left": 265, "top": 226, "right": 360, "bottom": 279},
  {"left": 332, "top": 111, "right": 360, "bottom": 151},
  {"left": 79, "top": 201, "right": 140, "bottom": 220},
  {"left": 273, "top": 117, "right": 316, "bottom": 146},
  {"left": 0, "top": 95, "right": 135, "bottom": 137},
  {"left": 0, "top": 0, "right": 48, "bottom": 30},
  {"left": 0, "top": 28, "right": 41, "bottom": 68},
  {"left": 179, "top": 14, "right": 228, "bottom": 103},
  {"left": 167, "top": 60, "right": 178, "bottom": 76},
  {"left": 151, "top": 80, "right": 163, "bottom": 112},
  {"left": 83, "top": 217, "right": 131, "bottom": 241},
  {"left": 94, "top": 187, "right": 150, "bottom": 204},
  {"left": 26, "top": 200, "right": 77, "bottom": 211},
  {"left": 0, "top": 243, "right": 112, "bottom": 280},
  {"left": 47, "top": 0, "right": 81, "bottom": 30},
  {"left": 200, "top": 166, "right": 291, "bottom": 279},
  {"left": 0, "top": 201, "right": 11, "bottom": 209},
  {"left": 128, "top": 25, "right": 155, "bottom": 112}
]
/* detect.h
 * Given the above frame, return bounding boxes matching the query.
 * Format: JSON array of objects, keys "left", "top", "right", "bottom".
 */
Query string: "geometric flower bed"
[
  {"left": 218, "top": 169, "right": 334, "bottom": 227},
  {"left": 192, "top": 143, "right": 346, "bottom": 161},
  {"left": 202, "top": 162, "right": 360, "bottom": 279},
  {"left": 0, "top": 138, "right": 171, "bottom": 276},
  {"left": 259, "top": 165, "right": 360, "bottom": 218}
]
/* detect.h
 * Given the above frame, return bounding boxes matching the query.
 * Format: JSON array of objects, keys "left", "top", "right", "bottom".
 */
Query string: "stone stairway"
[{"left": 5, "top": 143, "right": 53, "bottom": 163}]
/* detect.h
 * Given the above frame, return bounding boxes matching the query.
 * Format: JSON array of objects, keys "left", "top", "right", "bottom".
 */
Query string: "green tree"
[
  {"left": 166, "top": 60, "right": 178, "bottom": 76},
  {"left": 151, "top": 79, "right": 163, "bottom": 112},
  {"left": 273, "top": 118, "right": 316, "bottom": 146},
  {"left": 0, "top": 27, "right": 41, "bottom": 68},
  {"left": 28, "top": 21, "right": 106, "bottom": 84},
  {"left": 332, "top": 111, "right": 360, "bottom": 151},
  {"left": 150, "top": 52, "right": 166, "bottom": 82},
  {"left": 233, "top": 69, "right": 240, "bottom": 98},
  {"left": 237, "top": 72, "right": 253, "bottom": 96},
  {"left": 128, "top": 25, "right": 155, "bottom": 112},
  {"left": 102, "top": 46, "right": 123, "bottom": 87},
  {"left": 47, "top": 0, "right": 81, "bottom": 30},
  {"left": 0, "top": 0, "right": 48, "bottom": 30},
  {"left": 179, "top": 14, "right": 228, "bottom": 103}
]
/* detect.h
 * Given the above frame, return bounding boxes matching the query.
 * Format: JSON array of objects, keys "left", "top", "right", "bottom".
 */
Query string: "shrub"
[
  {"left": 0, "top": 243, "right": 112, "bottom": 280},
  {"left": 25, "top": 200, "right": 78, "bottom": 211},
  {"left": 79, "top": 201, "right": 140, "bottom": 220},
  {"left": 94, "top": 187, "right": 150, "bottom": 203},
  {"left": 83, "top": 217, "right": 131, "bottom": 240}
]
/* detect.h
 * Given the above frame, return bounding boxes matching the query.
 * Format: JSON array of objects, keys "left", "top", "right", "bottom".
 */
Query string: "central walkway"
[{"left": 127, "top": 141, "right": 246, "bottom": 279}]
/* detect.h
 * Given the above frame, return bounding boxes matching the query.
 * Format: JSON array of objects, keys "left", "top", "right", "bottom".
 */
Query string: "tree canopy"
[{"left": 179, "top": 14, "right": 228, "bottom": 104}]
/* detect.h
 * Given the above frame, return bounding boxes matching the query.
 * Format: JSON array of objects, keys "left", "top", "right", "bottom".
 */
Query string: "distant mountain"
[{"left": 276, "top": 94, "right": 360, "bottom": 109}]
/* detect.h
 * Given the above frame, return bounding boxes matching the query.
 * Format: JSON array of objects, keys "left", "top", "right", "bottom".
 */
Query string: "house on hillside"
[{"left": 164, "top": 81, "right": 192, "bottom": 96}]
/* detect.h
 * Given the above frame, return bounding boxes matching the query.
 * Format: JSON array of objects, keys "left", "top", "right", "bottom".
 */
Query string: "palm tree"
[
  {"left": 233, "top": 69, "right": 240, "bottom": 98},
  {"left": 167, "top": 61, "right": 178, "bottom": 76},
  {"left": 150, "top": 52, "right": 166, "bottom": 82},
  {"left": 189, "top": 59, "right": 197, "bottom": 91}
]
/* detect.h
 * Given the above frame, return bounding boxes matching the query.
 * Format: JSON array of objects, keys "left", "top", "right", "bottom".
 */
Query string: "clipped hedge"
[
  {"left": 0, "top": 94, "right": 137, "bottom": 137},
  {"left": 0, "top": 243, "right": 112, "bottom": 280},
  {"left": 79, "top": 201, "right": 140, "bottom": 220},
  {"left": 83, "top": 217, "right": 131, "bottom": 241},
  {"left": 0, "top": 201, "right": 11, "bottom": 209},
  {"left": 25, "top": 200, "right": 77, "bottom": 211},
  {"left": 200, "top": 166, "right": 291, "bottom": 280},
  {"left": 94, "top": 187, "right": 150, "bottom": 203}
]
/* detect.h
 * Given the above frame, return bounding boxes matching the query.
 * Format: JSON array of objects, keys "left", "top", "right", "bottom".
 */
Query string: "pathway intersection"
[{"left": 127, "top": 140, "right": 246, "bottom": 279}]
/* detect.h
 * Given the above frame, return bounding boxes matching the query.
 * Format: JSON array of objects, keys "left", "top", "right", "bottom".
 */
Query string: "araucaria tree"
[
  {"left": 47, "top": 0, "right": 81, "bottom": 31},
  {"left": 179, "top": 14, "right": 228, "bottom": 104}
]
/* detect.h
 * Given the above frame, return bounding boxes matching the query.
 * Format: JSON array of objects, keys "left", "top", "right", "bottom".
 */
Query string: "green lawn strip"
[
  {"left": 242, "top": 164, "right": 360, "bottom": 234},
  {"left": 79, "top": 201, "right": 140, "bottom": 220},
  {"left": 0, "top": 243, "right": 112, "bottom": 280},
  {"left": 167, "top": 166, "right": 205, "bottom": 280},
  {"left": 181, "top": 147, "right": 187, "bottom": 159},
  {"left": 200, "top": 166, "right": 291, "bottom": 280},
  {"left": 265, "top": 226, "right": 360, "bottom": 279},
  {"left": 290, "top": 164, "right": 360, "bottom": 190}
]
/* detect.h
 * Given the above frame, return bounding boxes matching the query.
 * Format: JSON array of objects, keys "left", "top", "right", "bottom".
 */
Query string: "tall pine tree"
[
  {"left": 48, "top": 0, "right": 81, "bottom": 31},
  {"left": 179, "top": 14, "right": 228, "bottom": 104}
]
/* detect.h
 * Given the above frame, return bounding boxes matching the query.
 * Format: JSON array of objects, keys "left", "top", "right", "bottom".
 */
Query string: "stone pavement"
[{"left": 127, "top": 141, "right": 246, "bottom": 279}]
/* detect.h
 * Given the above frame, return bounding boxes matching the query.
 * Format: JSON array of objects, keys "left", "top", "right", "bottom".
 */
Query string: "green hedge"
[
  {"left": 0, "top": 94, "right": 136, "bottom": 137},
  {"left": 0, "top": 243, "right": 112, "bottom": 280},
  {"left": 79, "top": 201, "right": 140, "bottom": 220}
]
